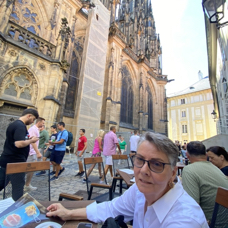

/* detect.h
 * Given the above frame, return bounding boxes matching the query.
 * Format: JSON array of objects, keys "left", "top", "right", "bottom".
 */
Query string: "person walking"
[
  {"left": 38, "top": 125, "right": 49, "bottom": 158},
  {"left": 24, "top": 117, "right": 45, "bottom": 192},
  {"left": 0, "top": 108, "right": 39, "bottom": 200},
  {"left": 100, "top": 126, "right": 120, "bottom": 183},
  {"left": 129, "top": 130, "right": 140, "bottom": 153},
  {"left": 75, "top": 129, "right": 87, "bottom": 178},
  {"left": 36, "top": 125, "right": 58, "bottom": 176},
  {"left": 82, "top": 130, "right": 104, "bottom": 182},
  {"left": 118, "top": 136, "right": 127, "bottom": 164},
  {"left": 50, "top": 122, "right": 68, "bottom": 181}
]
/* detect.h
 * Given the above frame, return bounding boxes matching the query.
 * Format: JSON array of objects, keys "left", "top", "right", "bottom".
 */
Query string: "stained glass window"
[
  {"left": 10, "top": 0, "right": 41, "bottom": 35},
  {"left": 120, "top": 66, "right": 133, "bottom": 124},
  {"left": 147, "top": 88, "right": 153, "bottom": 129}
]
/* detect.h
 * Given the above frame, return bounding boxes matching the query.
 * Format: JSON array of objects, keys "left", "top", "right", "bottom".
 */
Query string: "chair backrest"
[
  {"left": 4, "top": 161, "right": 50, "bottom": 201},
  {"left": 128, "top": 153, "right": 135, "bottom": 168},
  {"left": 210, "top": 187, "right": 228, "bottom": 228},
  {"left": 112, "top": 155, "right": 130, "bottom": 176},
  {"left": 84, "top": 157, "right": 107, "bottom": 193}
]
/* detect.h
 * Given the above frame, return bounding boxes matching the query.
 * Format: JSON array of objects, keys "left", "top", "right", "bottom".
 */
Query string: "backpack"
[
  {"left": 60, "top": 130, "right": 73, "bottom": 146},
  {"left": 66, "top": 131, "right": 73, "bottom": 146}
]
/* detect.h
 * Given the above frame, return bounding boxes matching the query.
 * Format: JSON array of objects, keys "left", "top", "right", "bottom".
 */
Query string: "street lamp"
[
  {"left": 202, "top": 0, "right": 228, "bottom": 28},
  {"left": 211, "top": 110, "right": 217, "bottom": 120}
]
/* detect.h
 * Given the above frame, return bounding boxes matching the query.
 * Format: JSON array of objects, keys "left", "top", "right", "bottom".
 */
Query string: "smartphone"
[{"left": 77, "top": 222, "right": 93, "bottom": 228}]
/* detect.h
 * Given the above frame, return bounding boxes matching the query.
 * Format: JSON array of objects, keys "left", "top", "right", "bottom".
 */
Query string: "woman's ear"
[
  {"left": 220, "top": 155, "right": 225, "bottom": 161},
  {"left": 171, "top": 166, "right": 178, "bottom": 181}
]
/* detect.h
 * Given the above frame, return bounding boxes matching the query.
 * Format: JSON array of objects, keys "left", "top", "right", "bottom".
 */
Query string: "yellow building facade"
[{"left": 167, "top": 77, "right": 217, "bottom": 143}]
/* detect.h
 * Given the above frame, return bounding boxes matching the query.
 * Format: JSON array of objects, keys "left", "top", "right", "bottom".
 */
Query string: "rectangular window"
[
  {"left": 182, "top": 111, "right": 186, "bottom": 117},
  {"left": 182, "top": 125, "right": 187, "bottom": 133},
  {"left": 181, "top": 99, "right": 185, "bottom": 104}
]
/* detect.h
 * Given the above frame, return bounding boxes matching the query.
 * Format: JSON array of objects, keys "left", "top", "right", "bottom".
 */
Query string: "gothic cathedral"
[{"left": 0, "top": 0, "right": 167, "bottom": 148}]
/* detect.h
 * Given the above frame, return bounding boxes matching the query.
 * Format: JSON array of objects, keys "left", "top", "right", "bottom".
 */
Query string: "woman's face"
[
  {"left": 134, "top": 141, "right": 177, "bottom": 203},
  {"left": 207, "top": 151, "right": 223, "bottom": 168}
]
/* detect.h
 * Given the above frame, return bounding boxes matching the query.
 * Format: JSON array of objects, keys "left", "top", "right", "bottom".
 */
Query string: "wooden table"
[
  {"left": 117, "top": 169, "right": 134, "bottom": 188},
  {"left": 40, "top": 200, "right": 97, "bottom": 227}
]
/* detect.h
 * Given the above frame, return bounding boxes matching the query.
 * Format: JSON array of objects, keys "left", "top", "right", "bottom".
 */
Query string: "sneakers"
[
  {"left": 24, "top": 184, "right": 37, "bottom": 192},
  {"left": 79, "top": 171, "right": 85, "bottom": 177},
  {"left": 58, "top": 167, "right": 65, "bottom": 176},
  {"left": 82, "top": 178, "right": 91, "bottom": 183},
  {"left": 49, "top": 171, "right": 56, "bottom": 176},
  {"left": 50, "top": 176, "right": 59, "bottom": 181},
  {"left": 36, "top": 171, "right": 46, "bottom": 176},
  {"left": 99, "top": 180, "right": 104, "bottom": 184},
  {"left": 75, "top": 172, "right": 81, "bottom": 177}
]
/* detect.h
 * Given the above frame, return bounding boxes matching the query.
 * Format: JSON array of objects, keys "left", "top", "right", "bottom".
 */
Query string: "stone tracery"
[
  {"left": 10, "top": 0, "right": 42, "bottom": 36},
  {"left": 0, "top": 67, "right": 38, "bottom": 106}
]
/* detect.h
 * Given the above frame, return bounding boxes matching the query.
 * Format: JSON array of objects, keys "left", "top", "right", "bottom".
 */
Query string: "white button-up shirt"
[{"left": 86, "top": 180, "right": 209, "bottom": 227}]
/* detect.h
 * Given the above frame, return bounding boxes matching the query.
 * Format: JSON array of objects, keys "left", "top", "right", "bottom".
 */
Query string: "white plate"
[{"left": 35, "top": 221, "right": 62, "bottom": 228}]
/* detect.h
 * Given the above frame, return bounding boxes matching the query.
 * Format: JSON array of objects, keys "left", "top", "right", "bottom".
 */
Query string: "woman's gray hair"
[{"left": 138, "top": 132, "right": 179, "bottom": 168}]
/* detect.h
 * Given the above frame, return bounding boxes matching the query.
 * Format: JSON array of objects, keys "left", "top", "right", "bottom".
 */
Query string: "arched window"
[
  {"left": 65, "top": 51, "right": 79, "bottom": 111},
  {"left": 147, "top": 88, "right": 153, "bottom": 129},
  {"left": 120, "top": 66, "right": 133, "bottom": 124},
  {"left": 64, "top": 36, "right": 85, "bottom": 117},
  {"left": 0, "top": 68, "right": 38, "bottom": 106},
  {"left": 10, "top": 0, "right": 42, "bottom": 36}
]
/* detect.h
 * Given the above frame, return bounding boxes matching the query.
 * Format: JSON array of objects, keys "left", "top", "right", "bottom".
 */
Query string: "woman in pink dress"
[{"left": 83, "top": 130, "right": 104, "bottom": 182}]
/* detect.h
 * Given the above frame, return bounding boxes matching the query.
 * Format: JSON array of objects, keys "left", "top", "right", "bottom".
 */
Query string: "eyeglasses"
[{"left": 132, "top": 155, "right": 171, "bottom": 173}]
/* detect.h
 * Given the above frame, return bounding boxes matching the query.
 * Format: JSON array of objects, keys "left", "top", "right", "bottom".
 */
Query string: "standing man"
[
  {"left": 129, "top": 130, "right": 140, "bottom": 154},
  {"left": 36, "top": 125, "right": 58, "bottom": 176},
  {"left": 100, "top": 126, "right": 120, "bottom": 183},
  {"left": 50, "top": 122, "right": 68, "bottom": 181},
  {"left": 75, "top": 129, "right": 87, "bottom": 177},
  {"left": 38, "top": 125, "right": 49, "bottom": 158},
  {"left": 182, "top": 141, "right": 228, "bottom": 222},
  {"left": 0, "top": 108, "right": 39, "bottom": 200},
  {"left": 24, "top": 117, "right": 45, "bottom": 191}
]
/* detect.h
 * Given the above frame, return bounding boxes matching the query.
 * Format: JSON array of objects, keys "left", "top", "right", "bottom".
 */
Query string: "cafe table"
[
  {"left": 40, "top": 200, "right": 98, "bottom": 227},
  {"left": 116, "top": 169, "right": 134, "bottom": 188}
]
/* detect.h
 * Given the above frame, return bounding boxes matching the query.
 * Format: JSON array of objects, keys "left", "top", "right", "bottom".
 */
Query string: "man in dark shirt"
[{"left": 0, "top": 108, "right": 39, "bottom": 200}]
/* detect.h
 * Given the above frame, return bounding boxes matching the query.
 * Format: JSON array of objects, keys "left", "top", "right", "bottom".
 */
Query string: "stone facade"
[
  {"left": 0, "top": 0, "right": 167, "bottom": 151},
  {"left": 167, "top": 77, "right": 217, "bottom": 142}
]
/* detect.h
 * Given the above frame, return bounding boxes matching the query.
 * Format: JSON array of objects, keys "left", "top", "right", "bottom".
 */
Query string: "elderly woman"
[
  {"left": 46, "top": 132, "right": 208, "bottom": 227},
  {"left": 206, "top": 146, "right": 228, "bottom": 176}
]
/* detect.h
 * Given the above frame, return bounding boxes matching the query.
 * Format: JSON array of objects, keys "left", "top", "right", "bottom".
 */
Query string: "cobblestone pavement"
[
  {"left": 30, "top": 152, "right": 116, "bottom": 201},
  {"left": 0, "top": 152, "right": 129, "bottom": 202}
]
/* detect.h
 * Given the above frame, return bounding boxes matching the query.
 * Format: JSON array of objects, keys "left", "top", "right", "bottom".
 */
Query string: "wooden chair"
[
  {"left": 4, "top": 161, "right": 50, "bottom": 201},
  {"left": 59, "top": 157, "right": 121, "bottom": 203},
  {"left": 112, "top": 155, "right": 130, "bottom": 176},
  {"left": 128, "top": 153, "right": 135, "bottom": 168},
  {"left": 112, "top": 154, "right": 130, "bottom": 194},
  {"left": 210, "top": 187, "right": 228, "bottom": 228}
]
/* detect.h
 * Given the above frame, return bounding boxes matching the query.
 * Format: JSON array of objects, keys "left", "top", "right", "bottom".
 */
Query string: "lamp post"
[
  {"left": 211, "top": 110, "right": 217, "bottom": 120},
  {"left": 202, "top": 0, "right": 228, "bottom": 28}
]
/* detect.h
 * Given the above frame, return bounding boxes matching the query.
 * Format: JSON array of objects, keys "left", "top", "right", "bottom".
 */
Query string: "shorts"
[
  {"left": 77, "top": 151, "right": 84, "bottom": 162},
  {"left": 50, "top": 150, "right": 65, "bottom": 165},
  {"left": 44, "top": 149, "right": 52, "bottom": 158},
  {"left": 91, "top": 152, "right": 101, "bottom": 158},
  {"left": 39, "top": 148, "right": 45, "bottom": 156},
  {"left": 105, "top": 155, "right": 113, "bottom": 165},
  {"left": 27, "top": 154, "right": 37, "bottom": 162}
]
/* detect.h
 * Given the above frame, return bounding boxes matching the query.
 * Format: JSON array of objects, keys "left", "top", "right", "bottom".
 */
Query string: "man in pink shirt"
[
  {"left": 100, "top": 126, "right": 120, "bottom": 183},
  {"left": 24, "top": 117, "right": 45, "bottom": 192}
]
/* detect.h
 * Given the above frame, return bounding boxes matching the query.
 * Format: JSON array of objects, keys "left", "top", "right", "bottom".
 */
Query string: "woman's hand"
[
  {"left": 46, "top": 204, "right": 88, "bottom": 221},
  {"left": 46, "top": 203, "right": 72, "bottom": 221}
]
